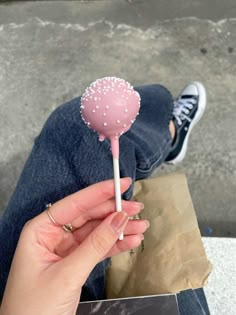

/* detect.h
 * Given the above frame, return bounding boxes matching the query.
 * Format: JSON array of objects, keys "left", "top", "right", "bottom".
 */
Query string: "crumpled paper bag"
[{"left": 106, "top": 172, "right": 212, "bottom": 298}]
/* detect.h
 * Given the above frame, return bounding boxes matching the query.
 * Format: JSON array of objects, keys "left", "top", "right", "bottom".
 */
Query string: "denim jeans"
[{"left": 0, "top": 84, "right": 210, "bottom": 314}]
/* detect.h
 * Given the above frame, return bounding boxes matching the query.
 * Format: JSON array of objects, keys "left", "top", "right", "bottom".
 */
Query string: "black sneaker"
[{"left": 165, "top": 82, "right": 206, "bottom": 164}]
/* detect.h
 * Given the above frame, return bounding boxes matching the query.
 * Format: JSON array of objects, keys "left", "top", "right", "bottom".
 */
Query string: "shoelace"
[{"left": 173, "top": 98, "right": 196, "bottom": 126}]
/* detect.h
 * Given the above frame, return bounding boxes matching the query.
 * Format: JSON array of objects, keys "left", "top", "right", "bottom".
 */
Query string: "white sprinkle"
[
  {"left": 87, "top": 122, "right": 91, "bottom": 126},
  {"left": 131, "top": 120, "right": 134, "bottom": 123},
  {"left": 94, "top": 97, "right": 97, "bottom": 101},
  {"left": 106, "top": 105, "right": 109, "bottom": 109},
  {"left": 117, "top": 120, "right": 120, "bottom": 124},
  {"left": 96, "top": 105, "right": 99, "bottom": 109},
  {"left": 92, "top": 109, "right": 96, "bottom": 113},
  {"left": 125, "top": 109, "right": 128, "bottom": 113},
  {"left": 103, "top": 113, "right": 106, "bottom": 116},
  {"left": 81, "top": 105, "right": 85, "bottom": 109},
  {"left": 103, "top": 122, "right": 107, "bottom": 126},
  {"left": 123, "top": 124, "right": 127, "bottom": 127}
]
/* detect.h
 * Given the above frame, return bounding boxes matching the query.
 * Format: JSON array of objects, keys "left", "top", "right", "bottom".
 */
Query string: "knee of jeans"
[
  {"left": 50, "top": 97, "right": 83, "bottom": 128},
  {"left": 134, "top": 84, "right": 173, "bottom": 111},
  {"left": 151, "top": 84, "right": 173, "bottom": 101},
  {"left": 135, "top": 83, "right": 171, "bottom": 96},
  {"left": 35, "top": 97, "right": 83, "bottom": 143}
]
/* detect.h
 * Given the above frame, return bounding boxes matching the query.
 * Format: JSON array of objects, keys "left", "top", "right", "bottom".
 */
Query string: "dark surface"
[{"left": 77, "top": 294, "right": 179, "bottom": 315}]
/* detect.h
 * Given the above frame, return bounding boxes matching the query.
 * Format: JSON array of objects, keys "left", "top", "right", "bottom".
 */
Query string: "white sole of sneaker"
[{"left": 167, "top": 81, "right": 207, "bottom": 165}]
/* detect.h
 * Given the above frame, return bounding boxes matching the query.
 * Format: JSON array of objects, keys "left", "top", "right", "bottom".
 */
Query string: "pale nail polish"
[
  {"left": 111, "top": 212, "right": 129, "bottom": 233},
  {"left": 138, "top": 202, "right": 144, "bottom": 210}
]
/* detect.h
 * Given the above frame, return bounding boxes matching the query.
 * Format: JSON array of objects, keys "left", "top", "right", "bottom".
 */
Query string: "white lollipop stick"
[{"left": 112, "top": 156, "right": 123, "bottom": 241}]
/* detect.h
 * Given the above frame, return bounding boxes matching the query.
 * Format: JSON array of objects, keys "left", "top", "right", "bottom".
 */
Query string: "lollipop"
[{"left": 80, "top": 77, "right": 141, "bottom": 240}]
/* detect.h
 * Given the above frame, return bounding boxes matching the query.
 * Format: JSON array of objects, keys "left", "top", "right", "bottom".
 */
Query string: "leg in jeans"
[{"left": 0, "top": 84, "right": 209, "bottom": 314}]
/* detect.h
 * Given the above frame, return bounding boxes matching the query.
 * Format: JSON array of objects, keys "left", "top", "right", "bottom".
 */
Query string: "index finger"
[{"left": 38, "top": 177, "right": 132, "bottom": 226}]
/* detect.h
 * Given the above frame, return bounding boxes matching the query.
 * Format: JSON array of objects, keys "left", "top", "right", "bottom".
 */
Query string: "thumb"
[{"left": 61, "top": 211, "right": 129, "bottom": 284}]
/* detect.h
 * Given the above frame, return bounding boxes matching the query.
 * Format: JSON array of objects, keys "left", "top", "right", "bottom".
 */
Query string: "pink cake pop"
[
  {"left": 80, "top": 77, "right": 141, "bottom": 240},
  {"left": 80, "top": 77, "right": 141, "bottom": 158}
]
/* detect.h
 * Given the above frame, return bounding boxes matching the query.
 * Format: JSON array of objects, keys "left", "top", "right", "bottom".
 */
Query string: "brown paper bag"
[{"left": 106, "top": 172, "right": 212, "bottom": 298}]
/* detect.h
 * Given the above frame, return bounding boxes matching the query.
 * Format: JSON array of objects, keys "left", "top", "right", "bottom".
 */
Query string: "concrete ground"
[
  {"left": 0, "top": 1, "right": 236, "bottom": 239},
  {"left": 203, "top": 237, "right": 236, "bottom": 315}
]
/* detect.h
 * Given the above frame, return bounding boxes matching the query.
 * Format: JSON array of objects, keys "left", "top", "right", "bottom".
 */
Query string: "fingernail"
[
  {"left": 125, "top": 177, "right": 132, "bottom": 185},
  {"left": 145, "top": 220, "right": 150, "bottom": 228},
  {"left": 111, "top": 211, "right": 129, "bottom": 233},
  {"left": 140, "top": 234, "right": 144, "bottom": 240},
  {"left": 127, "top": 177, "right": 132, "bottom": 186},
  {"left": 138, "top": 202, "right": 144, "bottom": 210}
]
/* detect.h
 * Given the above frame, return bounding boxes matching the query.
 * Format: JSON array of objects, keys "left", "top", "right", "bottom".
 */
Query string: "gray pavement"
[
  {"left": 203, "top": 237, "right": 236, "bottom": 315},
  {"left": 0, "top": 1, "right": 236, "bottom": 237}
]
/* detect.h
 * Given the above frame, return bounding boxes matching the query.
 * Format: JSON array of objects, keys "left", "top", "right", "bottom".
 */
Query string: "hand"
[{"left": 0, "top": 178, "right": 148, "bottom": 315}]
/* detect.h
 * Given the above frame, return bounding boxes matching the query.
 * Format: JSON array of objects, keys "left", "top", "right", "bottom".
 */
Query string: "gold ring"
[{"left": 46, "top": 203, "right": 76, "bottom": 233}]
